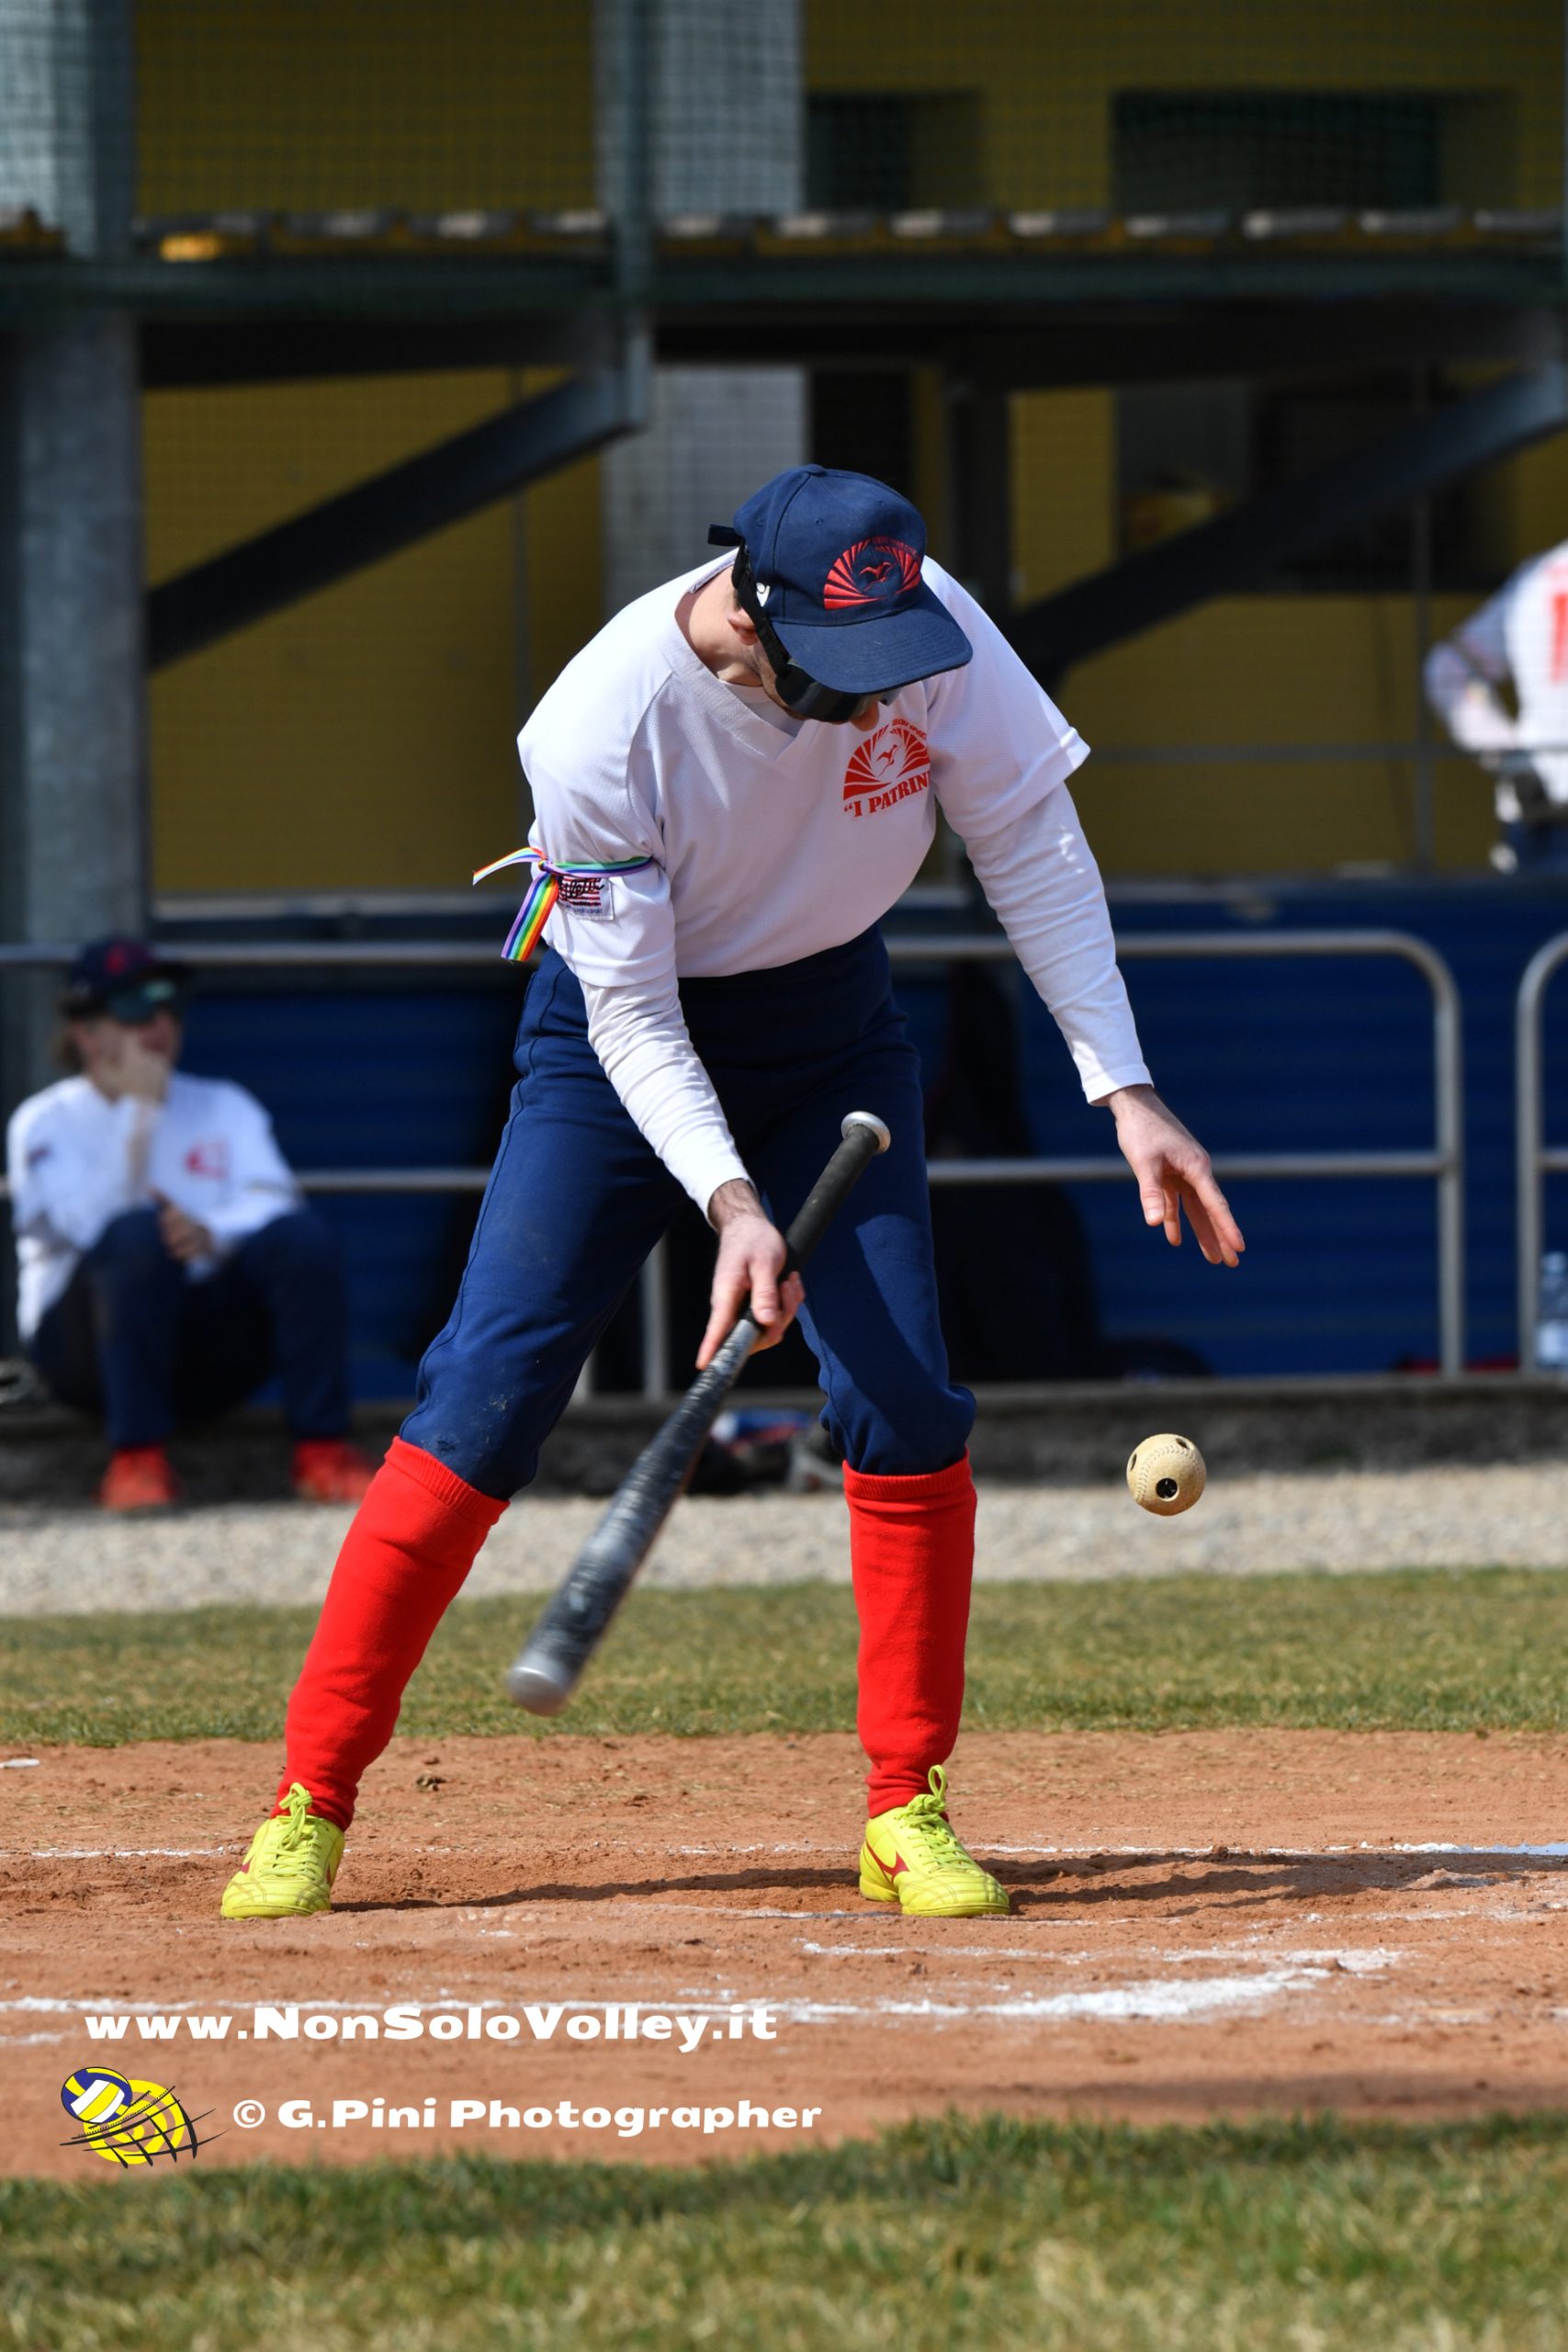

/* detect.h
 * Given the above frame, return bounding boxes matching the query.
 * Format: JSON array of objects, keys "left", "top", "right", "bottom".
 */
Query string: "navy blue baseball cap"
[
  {"left": 62, "top": 936, "right": 191, "bottom": 1023},
  {"left": 709, "top": 466, "right": 972, "bottom": 695}
]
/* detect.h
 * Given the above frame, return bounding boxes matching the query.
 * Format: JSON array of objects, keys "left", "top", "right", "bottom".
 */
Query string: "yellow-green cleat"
[
  {"left": 220, "top": 1782, "right": 344, "bottom": 1920},
  {"left": 859, "top": 1764, "right": 1010, "bottom": 1917}
]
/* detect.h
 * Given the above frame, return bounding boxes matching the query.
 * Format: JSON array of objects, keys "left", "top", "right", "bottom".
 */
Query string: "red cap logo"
[{"left": 823, "top": 538, "right": 922, "bottom": 609}]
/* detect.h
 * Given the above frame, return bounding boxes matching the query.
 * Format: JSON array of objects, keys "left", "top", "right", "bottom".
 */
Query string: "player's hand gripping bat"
[{"left": 505, "top": 1111, "right": 891, "bottom": 1715}]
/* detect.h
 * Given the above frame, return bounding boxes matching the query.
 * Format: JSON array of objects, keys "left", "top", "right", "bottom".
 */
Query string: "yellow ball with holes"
[{"left": 1127, "top": 1432, "right": 1205, "bottom": 1516}]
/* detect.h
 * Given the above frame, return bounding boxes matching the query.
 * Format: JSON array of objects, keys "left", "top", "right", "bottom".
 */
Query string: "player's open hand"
[
  {"left": 1102, "top": 1084, "right": 1245, "bottom": 1268},
  {"left": 701, "top": 1182, "right": 806, "bottom": 1367}
]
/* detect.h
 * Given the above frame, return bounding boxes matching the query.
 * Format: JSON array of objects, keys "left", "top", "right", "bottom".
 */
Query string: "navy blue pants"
[
  {"left": 402, "top": 930, "right": 974, "bottom": 1498},
  {"left": 1506, "top": 818, "right": 1568, "bottom": 870},
  {"left": 28, "top": 1206, "right": 353, "bottom": 1450}
]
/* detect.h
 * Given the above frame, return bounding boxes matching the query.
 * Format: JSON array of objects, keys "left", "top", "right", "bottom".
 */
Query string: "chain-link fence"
[
  {"left": 4, "top": 1, "right": 1567, "bottom": 896},
  {"left": 4, "top": 4, "right": 1560, "bottom": 252}
]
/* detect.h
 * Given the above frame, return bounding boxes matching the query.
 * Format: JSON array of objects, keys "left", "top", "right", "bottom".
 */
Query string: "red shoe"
[
  {"left": 291, "top": 1438, "right": 377, "bottom": 1503},
  {"left": 98, "top": 1446, "right": 180, "bottom": 1511}
]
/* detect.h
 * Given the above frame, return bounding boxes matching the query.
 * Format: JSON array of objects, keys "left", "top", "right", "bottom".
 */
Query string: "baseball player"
[
  {"left": 6, "top": 936, "right": 374, "bottom": 1510},
  {"left": 221, "top": 466, "right": 1243, "bottom": 1924},
  {"left": 1425, "top": 538, "right": 1568, "bottom": 869}
]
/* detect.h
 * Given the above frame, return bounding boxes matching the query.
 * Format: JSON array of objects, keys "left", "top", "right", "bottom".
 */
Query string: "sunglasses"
[
  {"left": 713, "top": 535, "right": 892, "bottom": 725},
  {"left": 102, "top": 978, "right": 189, "bottom": 1025}
]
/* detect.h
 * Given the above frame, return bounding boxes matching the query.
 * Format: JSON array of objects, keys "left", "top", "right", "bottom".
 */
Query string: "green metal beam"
[
  {"left": 148, "top": 365, "right": 640, "bottom": 669},
  {"left": 1, "top": 247, "right": 1562, "bottom": 333},
  {"left": 1008, "top": 365, "right": 1568, "bottom": 684}
]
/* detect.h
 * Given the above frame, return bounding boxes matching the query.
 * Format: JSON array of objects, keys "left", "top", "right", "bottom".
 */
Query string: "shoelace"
[
  {"left": 269, "top": 1785, "right": 321, "bottom": 1876},
  {"left": 892, "top": 1794, "right": 976, "bottom": 1875}
]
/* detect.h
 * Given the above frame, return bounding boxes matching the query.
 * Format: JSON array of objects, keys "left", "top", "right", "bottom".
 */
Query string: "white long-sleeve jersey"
[
  {"left": 6, "top": 1069, "right": 301, "bottom": 1340},
  {"left": 513, "top": 555, "right": 1150, "bottom": 1215},
  {"left": 1425, "top": 540, "right": 1568, "bottom": 819}
]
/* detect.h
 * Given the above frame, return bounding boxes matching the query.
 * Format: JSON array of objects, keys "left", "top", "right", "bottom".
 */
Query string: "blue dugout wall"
[{"left": 172, "top": 877, "right": 1568, "bottom": 1396}]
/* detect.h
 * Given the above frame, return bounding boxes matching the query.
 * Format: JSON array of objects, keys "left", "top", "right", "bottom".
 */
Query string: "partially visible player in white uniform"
[
  {"left": 1425, "top": 539, "right": 1568, "bottom": 869},
  {"left": 220, "top": 466, "right": 1245, "bottom": 1928}
]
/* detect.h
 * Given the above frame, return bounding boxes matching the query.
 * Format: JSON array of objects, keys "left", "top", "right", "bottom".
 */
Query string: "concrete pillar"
[
  {"left": 595, "top": 0, "right": 806, "bottom": 610},
  {"left": 0, "top": 1, "right": 147, "bottom": 1113}
]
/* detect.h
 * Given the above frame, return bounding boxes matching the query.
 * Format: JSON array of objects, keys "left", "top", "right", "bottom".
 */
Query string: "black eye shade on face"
[{"left": 725, "top": 542, "right": 876, "bottom": 723}]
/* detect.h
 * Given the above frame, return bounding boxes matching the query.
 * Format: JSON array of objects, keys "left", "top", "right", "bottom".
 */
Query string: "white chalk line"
[
  {"left": 0, "top": 1846, "right": 233, "bottom": 1860},
  {"left": 773, "top": 1971, "right": 1337, "bottom": 2026},
  {"left": 660, "top": 1838, "right": 1568, "bottom": 1864},
  {"left": 6, "top": 1837, "right": 1562, "bottom": 1866},
  {"left": 797, "top": 1941, "right": 1402, "bottom": 1973}
]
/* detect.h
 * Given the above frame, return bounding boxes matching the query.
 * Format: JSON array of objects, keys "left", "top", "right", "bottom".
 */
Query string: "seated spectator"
[{"left": 6, "top": 936, "right": 376, "bottom": 1510}]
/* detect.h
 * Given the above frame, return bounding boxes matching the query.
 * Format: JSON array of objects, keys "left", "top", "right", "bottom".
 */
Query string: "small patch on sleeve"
[{"left": 555, "top": 873, "right": 615, "bottom": 922}]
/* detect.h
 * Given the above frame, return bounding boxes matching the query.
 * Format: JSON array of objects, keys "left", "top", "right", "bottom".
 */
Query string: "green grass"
[
  {"left": 6, "top": 2114, "right": 1568, "bottom": 2350},
  {"left": 3, "top": 1568, "right": 1567, "bottom": 1746}
]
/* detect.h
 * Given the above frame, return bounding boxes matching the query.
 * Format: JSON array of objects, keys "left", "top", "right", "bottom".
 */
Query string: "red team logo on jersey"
[
  {"left": 823, "top": 538, "right": 922, "bottom": 608},
  {"left": 1547, "top": 562, "right": 1568, "bottom": 684},
  {"left": 184, "top": 1138, "right": 230, "bottom": 1181},
  {"left": 842, "top": 720, "right": 931, "bottom": 819}
]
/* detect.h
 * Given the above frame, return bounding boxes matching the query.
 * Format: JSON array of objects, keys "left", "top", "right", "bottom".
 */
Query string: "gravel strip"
[{"left": 1, "top": 1461, "right": 1566, "bottom": 1617}]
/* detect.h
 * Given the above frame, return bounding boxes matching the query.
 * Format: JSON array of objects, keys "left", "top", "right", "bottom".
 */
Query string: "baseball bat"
[{"left": 505, "top": 1110, "right": 892, "bottom": 1715}]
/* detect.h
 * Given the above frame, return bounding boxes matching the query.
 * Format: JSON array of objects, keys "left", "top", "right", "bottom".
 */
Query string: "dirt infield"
[{"left": 6, "top": 1728, "right": 1568, "bottom": 2177}]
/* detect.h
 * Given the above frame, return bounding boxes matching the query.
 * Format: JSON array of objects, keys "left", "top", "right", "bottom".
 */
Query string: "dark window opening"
[
  {"left": 810, "top": 371, "right": 916, "bottom": 504},
  {"left": 1255, "top": 373, "right": 1487, "bottom": 590},
  {"left": 1113, "top": 90, "right": 1450, "bottom": 214},
  {"left": 1111, "top": 90, "right": 1512, "bottom": 589},
  {"left": 1116, "top": 372, "right": 1494, "bottom": 592},
  {"left": 807, "top": 91, "right": 985, "bottom": 211}
]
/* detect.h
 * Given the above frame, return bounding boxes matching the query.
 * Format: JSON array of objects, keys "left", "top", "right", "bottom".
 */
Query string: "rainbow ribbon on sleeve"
[{"left": 472, "top": 845, "right": 657, "bottom": 965}]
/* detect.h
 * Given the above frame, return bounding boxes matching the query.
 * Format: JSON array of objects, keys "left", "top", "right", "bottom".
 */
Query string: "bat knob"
[
  {"left": 506, "top": 1650, "right": 575, "bottom": 1716},
  {"left": 840, "top": 1111, "right": 891, "bottom": 1153}
]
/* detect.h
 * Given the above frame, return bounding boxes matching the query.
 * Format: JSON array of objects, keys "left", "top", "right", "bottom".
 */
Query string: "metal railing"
[
  {"left": 1, "top": 926, "right": 1465, "bottom": 1387},
  {"left": 892, "top": 930, "right": 1464, "bottom": 1377},
  {"left": 1515, "top": 929, "right": 1568, "bottom": 1369}
]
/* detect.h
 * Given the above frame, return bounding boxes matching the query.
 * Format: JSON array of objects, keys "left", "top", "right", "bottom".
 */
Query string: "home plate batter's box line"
[
  {"left": 8, "top": 1838, "right": 1568, "bottom": 1863},
  {"left": 0, "top": 1965, "right": 1405, "bottom": 2039},
  {"left": 658, "top": 1840, "right": 1568, "bottom": 1859},
  {"left": 0, "top": 1943, "right": 1407, "bottom": 2016}
]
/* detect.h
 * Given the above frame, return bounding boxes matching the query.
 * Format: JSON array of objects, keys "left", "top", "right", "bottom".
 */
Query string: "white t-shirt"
[
  {"left": 1426, "top": 540, "right": 1568, "bottom": 815},
  {"left": 6, "top": 1069, "right": 301, "bottom": 1340},
  {"left": 515, "top": 556, "right": 1150, "bottom": 1211}
]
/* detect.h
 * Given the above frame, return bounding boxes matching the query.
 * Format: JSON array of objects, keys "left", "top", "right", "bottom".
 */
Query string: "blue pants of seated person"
[
  {"left": 400, "top": 929, "right": 975, "bottom": 1499},
  {"left": 28, "top": 1206, "right": 353, "bottom": 1451}
]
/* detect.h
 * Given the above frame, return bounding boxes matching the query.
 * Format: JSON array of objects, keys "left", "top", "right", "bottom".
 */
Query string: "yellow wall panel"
[
  {"left": 806, "top": 0, "right": 1558, "bottom": 209},
  {"left": 522, "top": 452, "right": 605, "bottom": 727},
  {"left": 146, "top": 372, "right": 532, "bottom": 893},
  {"left": 1062, "top": 594, "right": 1499, "bottom": 876},
  {"left": 135, "top": 0, "right": 595, "bottom": 214},
  {"left": 1011, "top": 390, "right": 1114, "bottom": 602}
]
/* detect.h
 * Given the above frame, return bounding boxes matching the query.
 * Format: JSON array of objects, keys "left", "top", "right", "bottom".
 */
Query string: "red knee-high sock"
[
  {"left": 278, "top": 1438, "right": 507, "bottom": 1829},
  {"left": 845, "top": 1453, "right": 976, "bottom": 1818}
]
